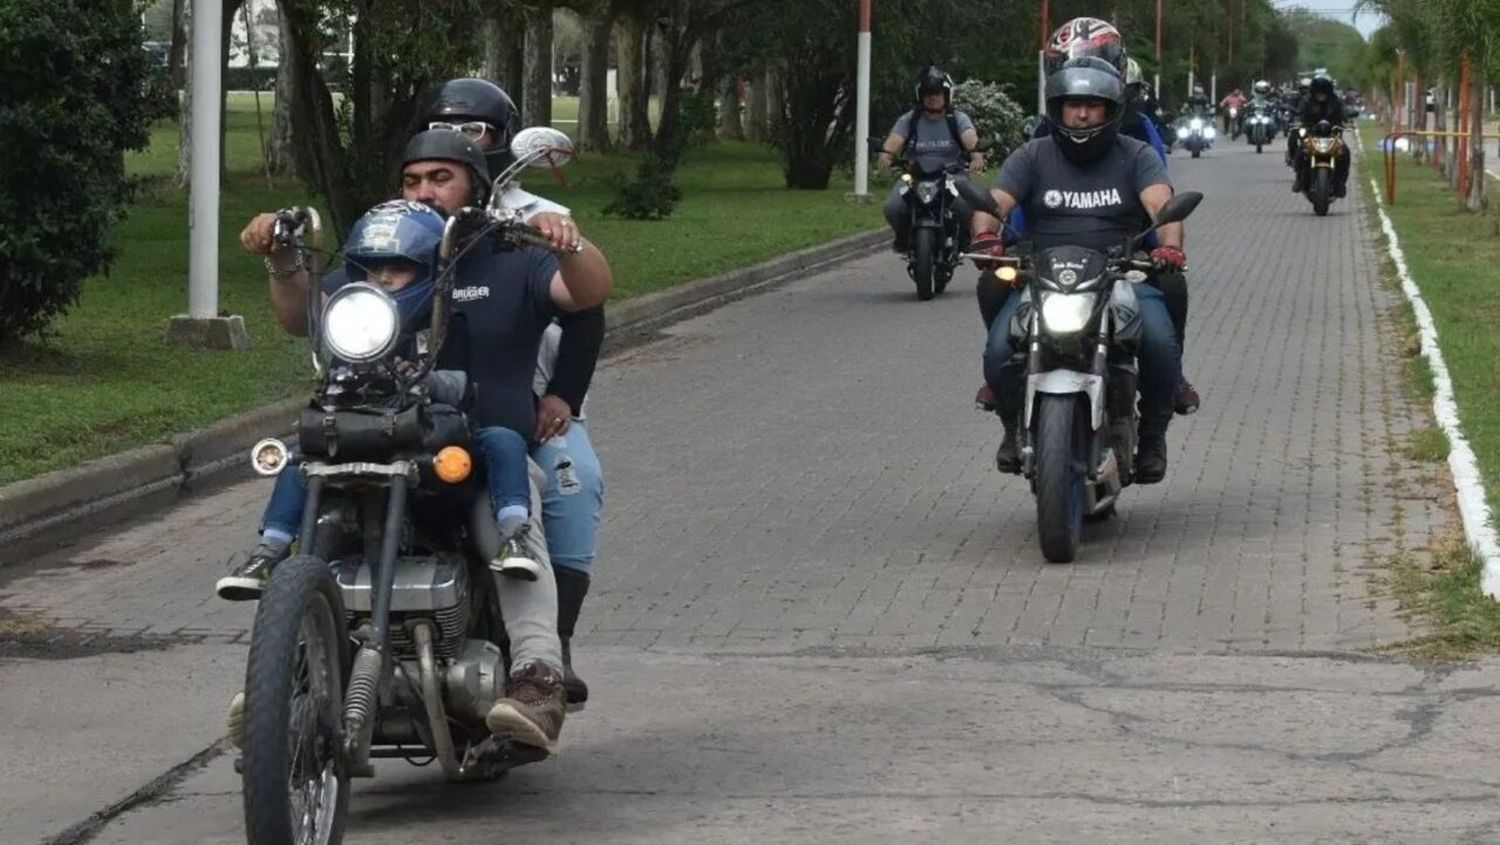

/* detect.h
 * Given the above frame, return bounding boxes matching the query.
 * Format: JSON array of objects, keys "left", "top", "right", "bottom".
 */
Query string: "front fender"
[{"left": 1025, "top": 371, "right": 1105, "bottom": 431}]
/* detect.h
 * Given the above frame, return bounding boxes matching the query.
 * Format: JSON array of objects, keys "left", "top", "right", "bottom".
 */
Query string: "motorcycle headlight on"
[
  {"left": 1204, "top": 127, "right": 1217, "bottom": 138},
  {"left": 323, "top": 282, "right": 400, "bottom": 363},
  {"left": 914, "top": 180, "right": 940, "bottom": 204},
  {"left": 1311, "top": 138, "right": 1335, "bottom": 155},
  {"left": 1176, "top": 126, "right": 1191, "bottom": 139},
  {"left": 1039, "top": 291, "right": 1097, "bottom": 335},
  {"left": 1189, "top": 118, "right": 1204, "bottom": 130}
]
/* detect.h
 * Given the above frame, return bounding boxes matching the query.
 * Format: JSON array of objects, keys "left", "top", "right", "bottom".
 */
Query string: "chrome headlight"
[
  {"left": 323, "top": 283, "right": 399, "bottom": 363},
  {"left": 1039, "top": 291, "right": 1097, "bottom": 335},
  {"left": 914, "top": 180, "right": 940, "bottom": 204},
  {"left": 1189, "top": 118, "right": 1204, "bottom": 130},
  {"left": 1176, "top": 126, "right": 1190, "bottom": 139}
]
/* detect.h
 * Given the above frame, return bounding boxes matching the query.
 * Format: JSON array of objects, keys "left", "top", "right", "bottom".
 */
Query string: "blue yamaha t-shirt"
[
  {"left": 321, "top": 244, "right": 561, "bottom": 440},
  {"left": 995, "top": 135, "right": 1171, "bottom": 254}
]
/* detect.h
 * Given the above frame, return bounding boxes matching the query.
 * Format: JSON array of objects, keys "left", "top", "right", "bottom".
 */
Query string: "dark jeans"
[{"left": 978, "top": 270, "right": 1190, "bottom": 353}]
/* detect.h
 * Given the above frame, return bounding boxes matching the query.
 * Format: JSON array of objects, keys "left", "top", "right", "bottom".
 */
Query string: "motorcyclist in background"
[{"left": 1291, "top": 74, "right": 1350, "bottom": 197}]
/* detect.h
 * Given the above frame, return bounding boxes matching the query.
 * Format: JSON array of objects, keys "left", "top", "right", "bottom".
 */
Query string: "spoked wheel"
[
  {"left": 911, "top": 228, "right": 935, "bottom": 301},
  {"left": 1033, "top": 394, "right": 1087, "bottom": 563},
  {"left": 242, "top": 556, "right": 351, "bottom": 845}
]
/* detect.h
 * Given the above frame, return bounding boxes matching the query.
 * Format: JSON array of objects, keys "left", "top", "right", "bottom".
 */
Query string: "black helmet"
[
  {"left": 419, "top": 78, "right": 520, "bottom": 175},
  {"left": 1310, "top": 74, "right": 1336, "bottom": 99},
  {"left": 915, "top": 65, "right": 954, "bottom": 108},
  {"left": 1045, "top": 17, "right": 1126, "bottom": 78},
  {"left": 1044, "top": 57, "right": 1126, "bottom": 166},
  {"left": 401, "top": 130, "right": 492, "bottom": 207}
]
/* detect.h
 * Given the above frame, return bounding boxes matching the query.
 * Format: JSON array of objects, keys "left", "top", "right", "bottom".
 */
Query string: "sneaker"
[
  {"left": 489, "top": 524, "right": 543, "bottom": 581},
  {"left": 485, "top": 662, "right": 566, "bottom": 752},
  {"left": 227, "top": 691, "right": 245, "bottom": 750},
  {"left": 216, "top": 543, "right": 289, "bottom": 601},
  {"left": 1334, "top": 182, "right": 1347, "bottom": 198},
  {"left": 1135, "top": 433, "right": 1168, "bottom": 484},
  {"left": 1173, "top": 378, "right": 1201, "bottom": 416},
  {"left": 975, "top": 383, "right": 997, "bottom": 412}
]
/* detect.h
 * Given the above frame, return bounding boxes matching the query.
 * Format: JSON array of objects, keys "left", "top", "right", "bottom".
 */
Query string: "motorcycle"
[
  {"left": 230, "top": 126, "right": 579, "bottom": 845},
  {"left": 1297, "top": 120, "right": 1345, "bottom": 216},
  {"left": 957, "top": 181, "right": 1204, "bottom": 563},
  {"left": 873, "top": 137, "right": 987, "bottom": 301},
  {"left": 1175, "top": 114, "right": 1215, "bottom": 158},
  {"left": 1243, "top": 106, "right": 1275, "bottom": 153},
  {"left": 1225, "top": 105, "right": 1241, "bottom": 139}
]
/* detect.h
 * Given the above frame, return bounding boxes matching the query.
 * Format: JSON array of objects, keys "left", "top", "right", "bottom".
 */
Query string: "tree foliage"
[{"left": 0, "top": 0, "right": 175, "bottom": 345}]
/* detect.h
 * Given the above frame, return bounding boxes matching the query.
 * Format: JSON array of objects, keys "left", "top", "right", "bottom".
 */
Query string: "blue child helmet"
[{"left": 343, "top": 200, "right": 446, "bottom": 326}]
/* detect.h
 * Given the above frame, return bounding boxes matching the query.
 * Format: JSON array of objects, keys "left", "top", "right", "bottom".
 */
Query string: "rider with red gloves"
[{"left": 972, "top": 56, "right": 1187, "bottom": 484}]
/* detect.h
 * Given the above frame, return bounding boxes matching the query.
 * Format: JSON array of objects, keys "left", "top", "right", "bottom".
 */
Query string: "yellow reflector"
[
  {"left": 434, "top": 446, "right": 472, "bottom": 484},
  {"left": 997, "top": 266, "right": 1019, "bottom": 284}
]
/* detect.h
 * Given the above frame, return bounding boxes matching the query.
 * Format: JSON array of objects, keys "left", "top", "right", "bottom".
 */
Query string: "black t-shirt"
[
  {"left": 321, "top": 244, "right": 561, "bottom": 439},
  {"left": 1300, "top": 97, "right": 1346, "bottom": 128},
  {"left": 995, "top": 136, "right": 1171, "bottom": 253}
]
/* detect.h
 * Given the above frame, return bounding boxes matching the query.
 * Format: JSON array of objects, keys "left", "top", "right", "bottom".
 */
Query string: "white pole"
[
  {"left": 1210, "top": 73, "right": 1217, "bottom": 104},
  {"left": 1154, "top": 72, "right": 1161, "bottom": 101},
  {"left": 1038, "top": 51, "right": 1046, "bottom": 116},
  {"left": 853, "top": 29, "right": 871, "bottom": 196},
  {"left": 188, "top": 0, "right": 223, "bottom": 319}
]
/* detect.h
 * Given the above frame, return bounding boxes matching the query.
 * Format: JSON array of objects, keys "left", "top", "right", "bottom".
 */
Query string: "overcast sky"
[{"left": 1274, "top": 0, "right": 1386, "bottom": 39}]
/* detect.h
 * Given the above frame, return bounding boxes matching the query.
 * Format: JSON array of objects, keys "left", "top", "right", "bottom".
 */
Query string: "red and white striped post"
[{"left": 853, "top": 0, "right": 873, "bottom": 197}]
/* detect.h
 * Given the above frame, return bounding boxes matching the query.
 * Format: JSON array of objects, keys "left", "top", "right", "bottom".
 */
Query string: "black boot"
[
  {"left": 1135, "top": 414, "right": 1171, "bottom": 485},
  {"left": 555, "top": 566, "right": 590, "bottom": 710},
  {"left": 995, "top": 413, "right": 1022, "bottom": 474}
]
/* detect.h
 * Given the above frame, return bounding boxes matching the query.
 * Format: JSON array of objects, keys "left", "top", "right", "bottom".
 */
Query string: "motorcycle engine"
[{"left": 337, "top": 554, "right": 471, "bottom": 659}]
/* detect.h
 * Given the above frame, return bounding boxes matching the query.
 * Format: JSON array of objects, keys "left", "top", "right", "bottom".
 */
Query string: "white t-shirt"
[{"left": 500, "top": 186, "right": 589, "bottom": 420}]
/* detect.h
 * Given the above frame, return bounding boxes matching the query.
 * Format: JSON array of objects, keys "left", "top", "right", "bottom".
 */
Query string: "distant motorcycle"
[
  {"left": 872, "top": 137, "right": 990, "bottom": 301},
  {"left": 1297, "top": 120, "right": 1346, "bottom": 216},
  {"left": 1243, "top": 106, "right": 1275, "bottom": 153},
  {"left": 1176, "top": 115, "right": 1215, "bottom": 158}
]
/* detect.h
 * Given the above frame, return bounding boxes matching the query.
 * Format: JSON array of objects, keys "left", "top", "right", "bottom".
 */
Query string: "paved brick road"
[{"left": 5, "top": 136, "right": 1494, "bottom": 844}]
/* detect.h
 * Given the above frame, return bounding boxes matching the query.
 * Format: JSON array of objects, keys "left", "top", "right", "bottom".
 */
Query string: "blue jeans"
[
  {"left": 982, "top": 282, "right": 1182, "bottom": 421},
  {"left": 532, "top": 421, "right": 605, "bottom": 576}
]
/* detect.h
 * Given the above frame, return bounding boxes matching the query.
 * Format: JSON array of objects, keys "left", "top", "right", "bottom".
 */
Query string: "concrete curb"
[{"left": 0, "top": 228, "right": 885, "bottom": 553}]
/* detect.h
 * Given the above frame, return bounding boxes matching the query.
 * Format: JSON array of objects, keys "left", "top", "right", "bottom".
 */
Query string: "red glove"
[
  {"left": 1150, "top": 245, "right": 1187, "bottom": 270},
  {"left": 970, "top": 233, "right": 1005, "bottom": 257}
]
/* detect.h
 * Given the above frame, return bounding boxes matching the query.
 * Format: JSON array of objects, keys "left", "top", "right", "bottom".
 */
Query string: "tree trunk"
[
  {"left": 483, "top": 5, "right": 524, "bottom": 93},
  {"left": 745, "top": 67, "right": 767, "bottom": 142},
  {"left": 219, "top": 0, "right": 245, "bottom": 181},
  {"left": 176, "top": 0, "right": 193, "bottom": 186},
  {"left": 523, "top": 3, "right": 554, "bottom": 127},
  {"left": 765, "top": 62, "right": 784, "bottom": 134},
  {"left": 483, "top": 12, "right": 505, "bottom": 85},
  {"left": 169, "top": 0, "right": 188, "bottom": 90},
  {"left": 615, "top": 10, "right": 650, "bottom": 149},
  {"left": 1469, "top": 67, "right": 1485, "bottom": 212},
  {"left": 577, "top": 4, "right": 615, "bottom": 151},
  {"left": 717, "top": 72, "right": 743, "bottom": 140},
  {"left": 267, "top": 0, "right": 296, "bottom": 176},
  {"left": 651, "top": 27, "right": 697, "bottom": 164},
  {"left": 282, "top": 0, "right": 356, "bottom": 231}
]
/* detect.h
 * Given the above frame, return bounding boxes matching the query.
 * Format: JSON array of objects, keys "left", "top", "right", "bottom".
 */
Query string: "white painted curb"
[{"left": 1367, "top": 174, "right": 1500, "bottom": 596}]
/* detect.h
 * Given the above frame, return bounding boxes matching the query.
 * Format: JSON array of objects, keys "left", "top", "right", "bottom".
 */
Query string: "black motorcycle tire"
[
  {"left": 242, "top": 556, "right": 352, "bottom": 845},
  {"left": 912, "top": 227, "right": 936, "bottom": 301},
  {"left": 1312, "top": 168, "right": 1331, "bottom": 217},
  {"left": 1256, "top": 141, "right": 1263, "bottom": 154},
  {"left": 1191, "top": 147, "right": 1201, "bottom": 159},
  {"left": 1034, "top": 394, "right": 1086, "bottom": 564}
]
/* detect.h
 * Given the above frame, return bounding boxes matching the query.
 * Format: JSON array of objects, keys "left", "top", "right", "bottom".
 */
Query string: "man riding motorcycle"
[
  {"left": 878, "top": 65, "right": 985, "bottom": 253},
  {"left": 1291, "top": 74, "right": 1350, "bottom": 197},
  {"left": 420, "top": 76, "right": 606, "bottom": 709},
  {"left": 976, "top": 19, "right": 1198, "bottom": 419},
  {"left": 234, "top": 130, "right": 614, "bottom": 753},
  {"left": 1219, "top": 88, "right": 1246, "bottom": 135},
  {"left": 969, "top": 56, "right": 1186, "bottom": 484}
]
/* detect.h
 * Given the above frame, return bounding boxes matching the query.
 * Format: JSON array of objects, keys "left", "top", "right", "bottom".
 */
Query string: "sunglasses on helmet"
[{"left": 427, "top": 120, "right": 497, "bottom": 141}]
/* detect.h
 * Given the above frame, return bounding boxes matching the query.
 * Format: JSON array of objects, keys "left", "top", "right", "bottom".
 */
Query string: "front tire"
[
  {"left": 1312, "top": 169, "right": 1331, "bottom": 216},
  {"left": 1191, "top": 146, "right": 1201, "bottom": 159},
  {"left": 242, "top": 556, "right": 351, "bottom": 845},
  {"left": 1034, "top": 395, "right": 1086, "bottom": 564},
  {"left": 911, "top": 228, "right": 935, "bottom": 301}
]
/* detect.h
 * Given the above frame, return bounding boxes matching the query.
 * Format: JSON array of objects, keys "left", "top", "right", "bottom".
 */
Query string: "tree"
[
  {"left": 0, "top": 0, "right": 174, "bottom": 344},
  {"left": 575, "top": 0, "right": 619, "bottom": 151}
]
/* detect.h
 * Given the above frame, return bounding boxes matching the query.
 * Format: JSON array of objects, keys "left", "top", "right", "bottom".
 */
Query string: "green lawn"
[
  {"left": 1362, "top": 126, "right": 1500, "bottom": 659},
  {"left": 0, "top": 98, "right": 880, "bottom": 485}
]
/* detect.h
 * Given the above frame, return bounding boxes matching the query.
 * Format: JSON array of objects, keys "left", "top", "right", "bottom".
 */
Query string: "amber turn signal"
[{"left": 433, "top": 446, "right": 472, "bottom": 483}]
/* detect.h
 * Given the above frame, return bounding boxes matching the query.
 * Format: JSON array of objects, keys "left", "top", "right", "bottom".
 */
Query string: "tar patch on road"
[{"left": 0, "top": 608, "right": 191, "bottom": 660}]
